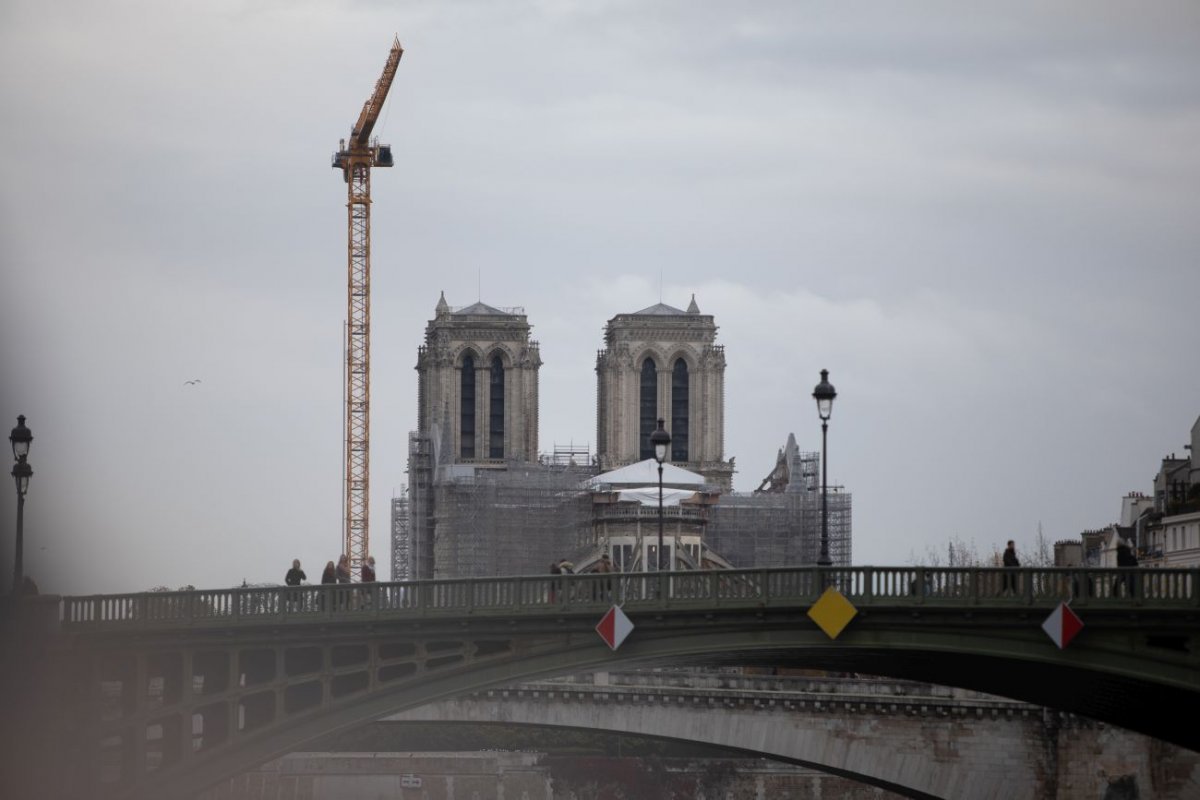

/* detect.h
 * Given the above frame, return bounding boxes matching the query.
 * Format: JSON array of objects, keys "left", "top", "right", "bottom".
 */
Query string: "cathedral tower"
[
  {"left": 416, "top": 293, "right": 541, "bottom": 465},
  {"left": 595, "top": 296, "right": 733, "bottom": 488}
]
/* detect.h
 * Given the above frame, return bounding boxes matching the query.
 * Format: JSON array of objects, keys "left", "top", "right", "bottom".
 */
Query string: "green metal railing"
[{"left": 60, "top": 566, "right": 1198, "bottom": 630}]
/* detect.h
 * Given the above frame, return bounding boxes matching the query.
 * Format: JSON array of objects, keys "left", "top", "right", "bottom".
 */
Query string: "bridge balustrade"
[{"left": 59, "top": 566, "right": 1200, "bottom": 630}]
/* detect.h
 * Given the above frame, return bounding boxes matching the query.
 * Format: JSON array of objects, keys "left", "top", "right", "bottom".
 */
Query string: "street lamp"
[
  {"left": 650, "top": 418, "right": 671, "bottom": 574},
  {"left": 812, "top": 370, "right": 836, "bottom": 568},
  {"left": 9, "top": 415, "right": 34, "bottom": 593}
]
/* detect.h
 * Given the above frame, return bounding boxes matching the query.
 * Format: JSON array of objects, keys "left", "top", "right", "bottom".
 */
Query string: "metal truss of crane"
[{"left": 332, "top": 37, "right": 403, "bottom": 579}]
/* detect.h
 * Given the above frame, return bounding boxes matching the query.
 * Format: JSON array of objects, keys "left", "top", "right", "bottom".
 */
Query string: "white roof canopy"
[{"left": 585, "top": 458, "right": 708, "bottom": 489}]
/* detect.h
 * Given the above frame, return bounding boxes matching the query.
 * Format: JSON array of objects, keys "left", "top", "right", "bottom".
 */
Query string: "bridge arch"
[{"left": 385, "top": 676, "right": 1200, "bottom": 800}]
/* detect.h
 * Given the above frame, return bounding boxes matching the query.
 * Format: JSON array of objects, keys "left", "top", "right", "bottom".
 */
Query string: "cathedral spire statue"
[
  {"left": 687, "top": 294, "right": 700, "bottom": 314},
  {"left": 435, "top": 291, "right": 449, "bottom": 316}
]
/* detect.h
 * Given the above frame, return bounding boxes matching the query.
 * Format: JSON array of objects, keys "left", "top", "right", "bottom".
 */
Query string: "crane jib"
[{"left": 352, "top": 39, "right": 403, "bottom": 146}]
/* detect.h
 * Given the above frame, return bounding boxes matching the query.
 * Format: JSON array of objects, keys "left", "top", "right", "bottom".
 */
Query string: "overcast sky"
[{"left": 2, "top": 1, "right": 1197, "bottom": 595}]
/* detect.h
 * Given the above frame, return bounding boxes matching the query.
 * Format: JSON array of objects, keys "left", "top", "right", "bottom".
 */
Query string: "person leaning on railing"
[{"left": 285, "top": 559, "right": 307, "bottom": 611}]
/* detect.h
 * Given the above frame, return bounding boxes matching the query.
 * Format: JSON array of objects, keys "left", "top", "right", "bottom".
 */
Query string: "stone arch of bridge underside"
[
  {"left": 108, "top": 611, "right": 1199, "bottom": 800},
  {"left": 386, "top": 692, "right": 1200, "bottom": 800},
  {"left": 393, "top": 718, "right": 951, "bottom": 800},
  {"left": 389, "top": 700, "right": 1043, "bottom": 800}
]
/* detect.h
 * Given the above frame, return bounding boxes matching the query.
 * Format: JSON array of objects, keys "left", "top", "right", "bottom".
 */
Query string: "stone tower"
[
  {"left": 416, "top": 293, "right": 541, "bottom": 464},
  {"left": 595, "top": 296, "right": 733, "bottom": 488}
]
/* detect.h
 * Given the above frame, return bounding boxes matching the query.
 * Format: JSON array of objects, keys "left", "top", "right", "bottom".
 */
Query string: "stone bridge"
[
  {"left": 1, "top": 565, "right": 1196, "bottom": 799},
  {"left": 386, "top": 670, "right": 1200, "bottom": 800}
]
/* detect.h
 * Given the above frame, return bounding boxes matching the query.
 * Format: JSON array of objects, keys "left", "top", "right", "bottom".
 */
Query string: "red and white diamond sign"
[
  {"left": 596, "top": 605, "right": 634, "bottom": 651},
  {"left": 1042, "top": 601, "right": 1084, "bottom": 649}
]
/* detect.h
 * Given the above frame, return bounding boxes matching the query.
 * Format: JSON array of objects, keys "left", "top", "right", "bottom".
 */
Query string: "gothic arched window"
[
  {"left": 489, "top": 355, "right": 505, "bottom": 459},
  {"left": 671, "top": 358, "right": 689, "bottom": 462},
  {"left": 639, "top": 357, "right": 657, "bottom": 460},
  {"left": 460, "top": 355, "right": 475, "bottom": 459}
]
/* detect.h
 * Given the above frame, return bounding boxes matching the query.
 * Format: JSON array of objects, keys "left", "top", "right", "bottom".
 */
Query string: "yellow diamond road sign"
[{"left": 807, "top": 586, "right": 858, "bottom": 639}]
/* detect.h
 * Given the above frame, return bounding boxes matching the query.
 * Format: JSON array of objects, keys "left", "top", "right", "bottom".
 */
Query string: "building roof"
[
  {"left": 631, "top": 302, "right": 689, "bottom": 316},
  {"left": 453, "top": 301, "right": 513, "bottom": 316},
  {"left": 585, "top": 458, "right": 708, "bottom": 488}
]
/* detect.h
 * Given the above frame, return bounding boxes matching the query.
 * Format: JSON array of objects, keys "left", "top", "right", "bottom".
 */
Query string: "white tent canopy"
[{"left": 584, "top": 458, "right": 708, "bottom": 489}]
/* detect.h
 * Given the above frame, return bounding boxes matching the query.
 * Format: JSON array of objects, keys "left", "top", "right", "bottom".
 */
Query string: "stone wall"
[
  {"left": 205, "top": 751, "right": 907, "bottom": 800},
  {"left": 209, "top": 730, "right": 1200, "bottom": 800}
]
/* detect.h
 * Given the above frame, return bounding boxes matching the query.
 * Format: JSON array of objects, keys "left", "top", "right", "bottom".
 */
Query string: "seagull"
[{"left": 184, "top": 379, "right": 201, "bottom": 385}]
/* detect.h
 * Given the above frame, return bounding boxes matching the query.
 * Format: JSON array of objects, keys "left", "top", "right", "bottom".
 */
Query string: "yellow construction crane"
[{"left": 332, "top": 37, "right": 403, "bottom": 579}]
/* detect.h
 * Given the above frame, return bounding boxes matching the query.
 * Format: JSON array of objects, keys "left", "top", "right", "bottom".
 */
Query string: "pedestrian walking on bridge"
[
  {"left": 335, "top": 554, "right": 353, "bottom": 610},
  {"left": 360, "top": 555, "right": 376, "bottom": 608},
  {"left": 1114, "top": 536, "right": 1139, "bottom": 597},
  {"left": 594, "top": 553, "right": 614, "bottom": 602},
  {"left": 320, "top": 560, "right": 336, "bottom": 611},
  {"left": 1002, "top": 540, "right": 1020, "bottom": 596}
]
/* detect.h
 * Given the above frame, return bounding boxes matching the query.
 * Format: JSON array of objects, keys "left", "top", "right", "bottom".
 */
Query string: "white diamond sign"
[{"left": 596, "top": 605, "right": 634, "bottom": 651}]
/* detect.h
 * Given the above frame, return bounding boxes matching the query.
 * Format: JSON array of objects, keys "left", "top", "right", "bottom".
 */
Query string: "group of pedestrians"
[
  {"left": 283, "top": 554, "right": 377, "bottom": 610},
  {"left": 302, "top": 554, "right": 376, "bottom": 585},
  {"left": 549, "top": 554, "right": 615, "bottom": 603}
]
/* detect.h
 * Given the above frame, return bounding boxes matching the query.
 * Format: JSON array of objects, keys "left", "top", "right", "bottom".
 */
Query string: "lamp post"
[
  {"left": 10, "top": 415, "right": 33, "bottom": 593},
  {"left": 651, "top": 418, "right": 671, "bottom": 575},
  {"left": 812, "top": 370, "right": 836, "bottom": 568}
]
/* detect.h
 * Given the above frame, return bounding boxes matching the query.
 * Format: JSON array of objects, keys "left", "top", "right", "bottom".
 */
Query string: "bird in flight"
[{"left": 184, "top": 379, "right": 201, "bottom": 385}]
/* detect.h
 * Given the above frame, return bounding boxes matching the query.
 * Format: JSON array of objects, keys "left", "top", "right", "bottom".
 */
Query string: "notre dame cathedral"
[{"left": 392, "top": 294, "right": 850, "bottom": 580}]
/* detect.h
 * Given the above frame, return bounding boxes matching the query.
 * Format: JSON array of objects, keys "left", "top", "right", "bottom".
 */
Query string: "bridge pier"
[{"left": 193, "top": 699, "right": 230, "bottom": 755}]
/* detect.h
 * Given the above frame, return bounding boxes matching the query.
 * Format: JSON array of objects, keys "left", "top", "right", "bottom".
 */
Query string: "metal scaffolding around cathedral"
[
  {"left": 711, "top": 433, "right": 852, "bottom": 567},
  {"left": 395, "top": 294, "right": 851, "bottom": 580}
]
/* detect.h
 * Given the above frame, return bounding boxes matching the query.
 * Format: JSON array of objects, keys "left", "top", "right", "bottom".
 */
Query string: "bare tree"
[
  {"left": 910, "top": 535, "right": 990, "bottom": 568},
  {"left": 1024, "top": 522, "right": 1055, "bottom": 567},
  {"left": 911, "top": 526, "right": 1055, "bottom": 569}
]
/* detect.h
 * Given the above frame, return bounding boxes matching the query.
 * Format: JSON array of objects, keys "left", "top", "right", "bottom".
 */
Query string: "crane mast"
[{"left": 332, "top": 37, "right": 403, "bottom": 579}]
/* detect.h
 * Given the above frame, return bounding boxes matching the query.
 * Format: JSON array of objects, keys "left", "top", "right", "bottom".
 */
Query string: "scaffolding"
[
  {"left": 389, "top": 492, "right": 410, "bottom": 581},
  {"left": 404, "top": 432, "right": 436, "bottom": 579},
  {"left": 541, "top": 441, "right": 591, "bottom": 468},
  {"left": 431, "top": 462, "right": 594, "bottom": 577},
  {"left": 708, "top": 434, "right": 851, "bottom": 567},
  {"left": 402, "top": 430, "right": 852, "bottom": 578}
]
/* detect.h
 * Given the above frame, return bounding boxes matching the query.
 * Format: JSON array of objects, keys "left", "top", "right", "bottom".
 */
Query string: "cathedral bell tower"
[
  {"left": 416, "top": 292, "right": 541, "bottom": 465},
  {"left": 595, "top": 295, "right": 733, "bottom": 489}
]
